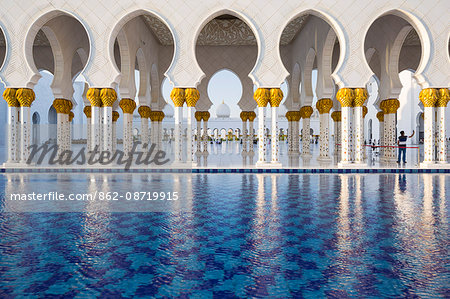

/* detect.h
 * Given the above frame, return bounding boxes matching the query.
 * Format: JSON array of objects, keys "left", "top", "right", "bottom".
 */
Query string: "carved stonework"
[{"left": 141, "top": 14, "right": 309, "bottom": 46}]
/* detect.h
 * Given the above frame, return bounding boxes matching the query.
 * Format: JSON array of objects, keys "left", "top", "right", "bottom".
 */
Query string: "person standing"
[{"left": 397, "top": 130, "right": 415, "bottom": 163}]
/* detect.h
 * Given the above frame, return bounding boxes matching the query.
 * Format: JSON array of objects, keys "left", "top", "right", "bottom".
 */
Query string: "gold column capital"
[
  {"left": 376, "top": 111, "right": 384, "bottom": 122},
  {"left": 381, "top": 98, "right": 400, "bottom": 114},
  {"left": 112, "top": 111, "right": 120, "bottom": 122},
  {"left": 336, "top": 88, "right": 354, "bottom": 107},
  {"left": 253, "top": 88, "right": 270, "bottom": 107},
  {"left": 353, "top": 88, "right": 368, "bottom": 107},
  {"left": 83, "top": 106, "right": 92, "bottom": 118},
  {"left": 170, "top": 88, "right": 185, "bottom": 107},
  {"left": 247, "top": 111, "right": 256, "bottom": 121},
  {"left": 316, "top": 98, "right": 333, "bottom": 114},
  {"left": 202, "top": 111, "right": 210, "bottom": 121},
  {"left": 331, "top": 111, "right": 341, "bottom": 122},
  {"left": 100, "top": 88, "right": 117, "bottom": 107},
  {"left": 16, "top": 88, "right": 35, "bottom": 107},
  {"left": 195, "top": 111, "right": 203, "bottom": 121},
  {"left": 3, "top": 88, "right": 19, "bottom": 107},
  {"left": 53, "top": 99, "right": 71, "bottom": 114},
  {"left": 87, "top": 88, "right": 102, "bottom": 107},
  {"left": 240, "top": 111, "right": 248, "bottom": 121},
  {"left": 185, "top": 88, "right": 200, "bottom": 107},
  {"left": 138, "top": 105, "right": 151, "bottom": 118},
  {"left": 292, "top": 111, "right": 301, "bottom": 122},
  {"left": 300, "top": 106, "right": 313, "bottom": 119},
  {"left": 419, "top": 88, "right": 438, "bottom": 108},
  {"left": 285, "top": 111, "right": 292, "bottom": 121},
  {"left": 119, "top": 98, "right": 136, "bottom": 114},
  {"left": 69, "top": 111, "right": 74, "bottom": 122},
  {"left": 363, "top": 106, "right": 368, "bottom": 118},
  {"left": 437, "top": 88, "right": 450, "bottom": 107},
  {"left": 420, "top": 112, "right": 424, "bottom": 120},
  {"left": 269, "top": 88, "right": 283, "bottom": 107}
]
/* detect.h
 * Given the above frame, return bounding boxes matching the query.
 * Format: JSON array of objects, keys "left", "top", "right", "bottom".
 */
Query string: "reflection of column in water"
[
  {"left": 354, "top": 175, "right": 363, "bottom": 233},
  {"left": 271, "top": 175, "right": 278, "bottom": 209},
  {"left": 439, "top": 175, "right": 446, "bottom": 223},
  {"left": 337, "top": 175, "right": 350, "bottom": 251}
]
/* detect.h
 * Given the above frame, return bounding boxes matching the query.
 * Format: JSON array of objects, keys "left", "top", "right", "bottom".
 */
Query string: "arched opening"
[
  {"left": 110, "top": 11, "right": 174, "bottom": 112},
  {"left": 364, "top": 13, "right": 423, "bottom": 102},
  {"left": 195, "top": 13, "right": 258, "bottom": 117},
  {"left": 208, "top": 69, "right": 242, "bottom": 118},
  {"left": 279, "top": 12, "right": 342, "bottom": 110},
  {"left": 25, "top": 12, "right": 90, "bottom": 145}
]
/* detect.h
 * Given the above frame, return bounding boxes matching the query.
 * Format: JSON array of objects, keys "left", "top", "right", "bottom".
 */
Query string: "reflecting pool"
[{"left": 0, "top": 174, "right": 448, "bottom": 297}]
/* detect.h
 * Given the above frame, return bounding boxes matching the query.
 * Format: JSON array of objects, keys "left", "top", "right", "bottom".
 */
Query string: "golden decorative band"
[
  {"left": 185, "top": 88, "right": 200, "bottom": 107},
  {"left": 353, "top": 88, "right": 368, "bottom": 107},
  {"left": 170, "top": 88, "right": 185, "bottom": 107},
  {"left": 138, "top": 106, "right": 151, "bottom": 118},
  {"left": 316, "top": 98, "right": 333, "bottom": 114},
  {"left": 253, "top": 88, "right": 270, "bottom": 107},
  {"left": 83, "top": 106, "right": 92, "bottom": 118},
  {"left": 437, "top": 88, "right": 450, "bottom": 107},
  {"left": 300, "top": 106, "right": 313, "bottom": 119},
  {"left": 87, "top": 88, "right": 102, "bottom": 107},
  {"left": 16, "top": 88, "right": 35, "bottom": 107},
  {"left": 376, "top": 111, "right": 384, "bottom": 122},
  {"left": 336, "top": 88, "right": 354, "bottom": 107},
  {"left": 380, "top": 99, "right": 400, "bottom": 114},
  {"left": 112, "top": 111, "right": 120, "bottom": 122},
  {"left": 331, "top": 111, "right": 341, "bottom": 122},
  {"left": 119, "top": 98, "right": 136, "bottom": 114},
  {"left": 100, "top": 88, "right": 117, "bottom": 107},
  {"left": 3, "top": 88, "right": 19, "bottom": 107},
  {"left": 269, "top": 88, "right": 283, "bottom": 107}
]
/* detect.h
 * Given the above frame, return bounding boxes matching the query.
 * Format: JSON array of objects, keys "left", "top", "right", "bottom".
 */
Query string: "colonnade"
[{"left": 2, "top": 86, "right": 450, "bottom": 168}]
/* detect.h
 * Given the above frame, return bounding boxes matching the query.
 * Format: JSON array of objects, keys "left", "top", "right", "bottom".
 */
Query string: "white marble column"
[
  {"left": 380, "top": 99, "right": 400, "bottom": 163},
  {"left": 331, "top": 111, "right": 341, "bottom": 156},
  {"left": 195, "top": 113, "right": 202, "bottom": 156},
  {"left": 257, "top": 106, "right": 267, "bottom": 165},
  {"left": 317, "top": 99, "right": 333, "bottom": 161},
  {"left": 119, "top": 99, "right": 136, "bottom": 157},
  {"left": 87, "top": 89, "right": 102, "bottom": 153},
  {"left": 101, "top": 88, "right": 117, "bottom": 154},
  {"left": 248, "top": 115, "right": 255, "bottom": 155},
  {"left": 436, "top": 88, "right": 449, "bottom": 164},
  {"left": 354, "top": 106, "right": 365, "bottom": 164},
  {"left": 419, "top": 89, "right": 438, "bottom": 165},
  {"left": 254, "top": 89, "right": 269, "bottom": 167},
  {"left": 336, "top": 88, "right": 355, "bottom": 165},
  {"left": 271, "top": 106, "right": 280, "bottom": 164},
  {"left": 293, "top": 115, "right": 300, "bottom": 155},
  {"left": 68, "top": 111, "right": 74, "bottom": 152},
  {"left": 84, "top": 106, "right": 92, "bottom": 152},
  {"left": 3, "top": 88, "right": 20, "bottom": 163},
  {"left": 171, "top": 88, "right": 185, "bottom": 164},
  {"left": 202, "top": 112, "right": 210, "bottom": 159},
  {"left": 353, "top": 89, "right": 368, "bottom": 164},
  {"left": 300, "top": 106, "right": 313, "bottom": 158},
  {"left": 138, "top": 106, "right": 150, "bottom": 149},
  {"left": 185, "top": 88, "right": 200, "bottom": 165},
  {"left": 377, "top": 111, "right": 384, "bottom": 159},
  {"left": 112, "top": 111, "right": 119, "bottom": 153},
  {"left": 16, "top": 88, "right": 35, "bottom": 164}
]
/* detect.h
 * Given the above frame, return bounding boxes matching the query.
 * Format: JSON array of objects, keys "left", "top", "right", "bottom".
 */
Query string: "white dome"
[
  {"left": 216, "top": 101, "right": 230, "bottom": 118},
  {"left": 278, "top": 104, "right": 287, "bottom": 118},
  {"left": 163, "top": 104, "right": 174, "bottom": 118}
]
